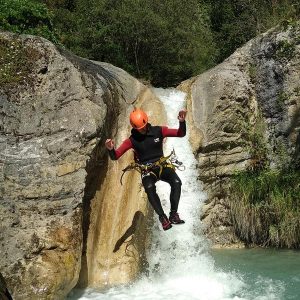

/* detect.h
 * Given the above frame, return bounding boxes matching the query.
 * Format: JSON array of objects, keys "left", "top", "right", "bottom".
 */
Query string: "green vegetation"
[
  {"left": 294, "top": 86, "right": 300, "bottom": 97},
  {"left": 206, "top": 0, "right": 300, "bottom": 63},
  {"left": 233, "top": 169, "right": 300, "bottom": 209},
  {"left": 246, "top": 112, "right": 269, "bottom": 171},
  {"left": 275, "top": 40, "right": 296, "bottom": 60},
  {"left": 0, "top": 0, "right": 57, "bottom": 42},
  {"left": 230, "top": 109, "right": 300, "bottom": 248},
  {"left": 276, "top": 91, "right": 289, "bottom": 111},
  {"left": 46, "top": 0, "right": 217, "bottom": 87},
  {"left": 231, "top": 168, "right": 300, "bottom": 248},
  {"left": 0, "top": 0, "right": 299, "bottom": 86},
  {"left": 0, "top": 37, "right": 40, "bottom": 86},
  {"left": 248, "top": 63, "right": 257, "bottom": 83}
]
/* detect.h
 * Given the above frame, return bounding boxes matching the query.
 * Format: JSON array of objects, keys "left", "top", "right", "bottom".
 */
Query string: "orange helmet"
[{"left": 129, "top": 109, "right": 148, "bottom": 130}]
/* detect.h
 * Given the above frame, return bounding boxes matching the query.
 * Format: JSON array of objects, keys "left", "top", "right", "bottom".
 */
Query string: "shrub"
[
  {"left": 0, "top": 0, "right": 57, "bottom": 43},
  {"left": 230, "top": 168, "right": 300, "bottom": 248}
]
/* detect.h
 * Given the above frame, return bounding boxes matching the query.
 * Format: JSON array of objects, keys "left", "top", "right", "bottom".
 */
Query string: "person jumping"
[{"left": 105, "top": 108, "right": 187, "bottom": 231}]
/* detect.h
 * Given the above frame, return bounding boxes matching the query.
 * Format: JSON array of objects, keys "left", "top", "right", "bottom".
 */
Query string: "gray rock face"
[
  {"left": 181, "top": 23, "right": 300, "bottom": 247},
  {"left": 0, "top": 32, "right": 150, "bottom": 299}
]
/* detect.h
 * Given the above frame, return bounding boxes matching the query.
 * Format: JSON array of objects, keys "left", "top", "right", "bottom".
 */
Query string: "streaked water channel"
[{"left": 68, "top": 88, "right": 300, "bottom": 300}]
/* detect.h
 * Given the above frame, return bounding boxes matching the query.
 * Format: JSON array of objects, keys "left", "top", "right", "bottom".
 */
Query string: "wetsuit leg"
[
  {"left": 160, "top": 167, "right": 182, "bottom": 212},
  {"left": 142, "top": 172, "right": 165, "bottom": 216}
]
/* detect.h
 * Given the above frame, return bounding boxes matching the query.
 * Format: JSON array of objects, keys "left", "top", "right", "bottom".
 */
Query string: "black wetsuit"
[{"left": 108, "top": 121, "right": 186, "bottom": 216}]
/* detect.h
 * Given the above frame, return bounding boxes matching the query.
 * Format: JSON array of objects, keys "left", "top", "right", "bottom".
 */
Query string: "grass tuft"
[{"left": 230, "top": 168, "right": 300, "bottom": 248}]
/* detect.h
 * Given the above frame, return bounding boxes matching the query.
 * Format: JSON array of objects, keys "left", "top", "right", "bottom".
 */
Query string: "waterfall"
[
  {"left": 68, "top": 88, "right": 283, "bottom": 300},
  {"left": 138, "top": 88, "right": 245, "bottom": 300}
]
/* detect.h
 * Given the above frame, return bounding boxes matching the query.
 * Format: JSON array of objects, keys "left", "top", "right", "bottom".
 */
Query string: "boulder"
[
  {"left": 0, "top": 32, "right": 162, "bottom": 299},
  {"left": 179, "top": 22, "right": 300, "bottom": 247}
]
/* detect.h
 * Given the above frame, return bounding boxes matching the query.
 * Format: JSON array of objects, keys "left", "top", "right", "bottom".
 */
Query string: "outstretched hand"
[
  {"left": 105, "top": 139, "right": 114, "bottom": 150},
  {"left": 178, "top": 109, "right": 187, "bottom": 122}
]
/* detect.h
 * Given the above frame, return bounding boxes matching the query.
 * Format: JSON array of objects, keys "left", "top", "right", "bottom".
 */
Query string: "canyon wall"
[
  {"left": 0, "top": 32, "right": 163, "bottom": 299},
  {"left": 179, "top": 22, "right": 300, "bottom": 247}
]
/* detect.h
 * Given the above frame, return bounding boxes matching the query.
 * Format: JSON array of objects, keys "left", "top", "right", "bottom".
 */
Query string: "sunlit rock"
[
  {"left": 0, "top": 32, "right": 163, "bottom": 299},
  {"left": 179, "top": 23, "right": 300, "bottom": 247}
]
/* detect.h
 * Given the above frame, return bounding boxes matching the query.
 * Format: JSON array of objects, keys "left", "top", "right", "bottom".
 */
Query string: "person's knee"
[
  {"left": 143, "top": 181, "right": 156, "bottom": 194},
  {"left": 173, "top": 177, "right": 182, "bottom": 187}
]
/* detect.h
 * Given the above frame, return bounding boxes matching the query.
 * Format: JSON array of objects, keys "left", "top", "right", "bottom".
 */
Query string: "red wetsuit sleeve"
[
  {"left": 108, "top": 138, "right": 133, "bottom": 160},
  {"left": 161, "top": 121, "right": 186, "bottom": 138}
]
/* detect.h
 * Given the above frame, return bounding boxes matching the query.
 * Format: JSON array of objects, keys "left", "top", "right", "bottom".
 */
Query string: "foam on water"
[{"left": 68, "top": 88, "right": 283, "bottom": 300}]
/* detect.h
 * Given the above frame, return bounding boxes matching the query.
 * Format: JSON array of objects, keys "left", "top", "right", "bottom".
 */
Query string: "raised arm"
[
  {"left": 161, "top": 110, "right": 187, "bottom": 138},
  {"left": 105, "top": 138, "right": 133, "bottom": 160}
]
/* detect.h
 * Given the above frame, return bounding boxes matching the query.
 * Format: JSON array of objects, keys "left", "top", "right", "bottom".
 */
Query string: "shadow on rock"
[
  {"left": 113, "top": 211, "right": 145, "bottom": 253},
  {"left": 0, "top": 273, "right": 13, "bottom": 300}
]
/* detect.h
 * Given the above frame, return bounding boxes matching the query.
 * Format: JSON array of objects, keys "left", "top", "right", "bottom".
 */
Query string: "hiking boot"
[
  {"left": 169, "top": 212, "right": 185, "bottom": 224},
  {"left": 159, "top": 214, "right": 172, "bottom": 231}
]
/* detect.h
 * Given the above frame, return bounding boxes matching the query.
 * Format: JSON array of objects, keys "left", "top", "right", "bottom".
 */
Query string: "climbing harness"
[{"left": 120, "top": 149, "right": 185, "bottom": 185}]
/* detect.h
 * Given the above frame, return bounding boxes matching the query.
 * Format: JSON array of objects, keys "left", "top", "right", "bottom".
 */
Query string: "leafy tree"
[
  {"left": 3, "top": 0, "right": 298, "bottom": 86},
  {"left": 205, "top": 0, "right": 300, "bottom": 63},
  {"left": 51, "top": 0, "right": 216, "bottom": 86},
  {"left": 0, "top": 0, "right": 57, "bottom": 42}
]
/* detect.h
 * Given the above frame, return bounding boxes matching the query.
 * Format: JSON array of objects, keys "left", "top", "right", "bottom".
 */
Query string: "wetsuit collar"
[{"left": 131, "top": 123, "right": 155, "bottom": 137}]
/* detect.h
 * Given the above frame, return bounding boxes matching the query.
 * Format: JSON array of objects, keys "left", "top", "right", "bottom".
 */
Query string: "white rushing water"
[{"left": 69, "top": 88, "right": 283, "bottom": 300}]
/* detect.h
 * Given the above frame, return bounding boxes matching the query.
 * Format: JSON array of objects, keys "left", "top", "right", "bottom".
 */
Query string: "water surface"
[{"left": 212, "top": 248, "right": 300, "bottom": 300}]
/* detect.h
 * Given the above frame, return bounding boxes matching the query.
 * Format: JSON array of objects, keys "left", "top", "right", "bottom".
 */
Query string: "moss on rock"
[{"left": 0, "top": 36, "right": 40, "bottom": 87}]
